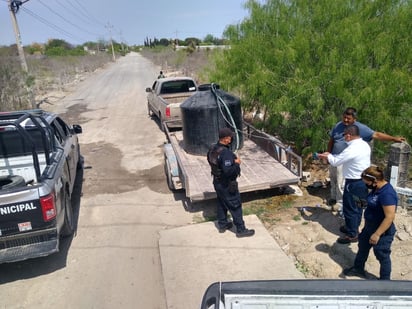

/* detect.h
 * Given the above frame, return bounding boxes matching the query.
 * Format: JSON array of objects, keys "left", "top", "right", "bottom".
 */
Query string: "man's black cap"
[{"left": 219, "top": 127, "right": 234, "bottom": 138}]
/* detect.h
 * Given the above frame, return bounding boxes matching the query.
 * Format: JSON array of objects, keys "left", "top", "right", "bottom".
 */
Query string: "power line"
[
  {"left": 20, "top": 6, "right": 84, "bottom": 43},
  {"left": 37, "top": 0, "right": 101, "bottom": 38},
  {"left": 66, "top": 0, "right": 96, "bottom": 27},
  {"left": 71, "top": 0, "right": 105, "bottom": 27},
  {"left": 55, "top": 0, "right": 94, "bottom": 27}
]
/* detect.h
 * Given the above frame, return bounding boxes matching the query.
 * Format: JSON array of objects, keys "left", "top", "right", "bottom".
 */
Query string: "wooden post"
[
  {"left": 387, "top": 143, "right": 411, "bottom": 209},
  {"left": 8, "top": 0, "right": 36, "bottom": 109}
]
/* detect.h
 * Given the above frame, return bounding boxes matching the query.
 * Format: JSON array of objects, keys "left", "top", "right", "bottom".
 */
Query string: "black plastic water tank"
[{"left": 181, "top": 88, "right": 243, "bottom": 155}]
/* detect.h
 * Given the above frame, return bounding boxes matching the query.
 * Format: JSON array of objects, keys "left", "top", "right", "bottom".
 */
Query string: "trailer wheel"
[
  {"left": 60, "top": 188, "right": 75, "bottom": 237},
  {"left": 164, "top": 157, "right": 175, "bottom": 191},
  {"left": 0, "top": 175, "right": 25, "bottom": 190}
]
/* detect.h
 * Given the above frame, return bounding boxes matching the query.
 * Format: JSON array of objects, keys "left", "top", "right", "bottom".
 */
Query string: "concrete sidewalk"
[{"left": 159, "top": 214, "right": 304, "bottom": 309}]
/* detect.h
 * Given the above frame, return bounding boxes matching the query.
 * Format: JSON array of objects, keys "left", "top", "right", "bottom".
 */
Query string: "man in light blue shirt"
[{"left": 327, "top": 107, "right": 405, "bottom": 208}]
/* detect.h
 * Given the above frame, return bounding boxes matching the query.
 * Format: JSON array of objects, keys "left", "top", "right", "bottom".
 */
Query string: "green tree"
[
  {"left": 159, "top": 38, "right": 170, "bottom": 46},
  {"left": 27, "top": 42, "right": 43, "bottom": 55},
  {"left": 44, "top": 39, "right": 81, "bottom": 56},
  {"left": 207, "top": 0, "right": 411, "bottom": 156},
  {"left": 203, "top": 34, "right": 215, "bottom": 44},
  {"left": 184, "top": 37, "right": 201, "bottom": 46}
]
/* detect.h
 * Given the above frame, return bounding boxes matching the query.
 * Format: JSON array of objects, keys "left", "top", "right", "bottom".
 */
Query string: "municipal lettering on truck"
[
  {"left": 146, "top": 76, "right": 197, "bottom": 130},
  {"left": 0, "top": 109, "right": 83, "bottom": 263}
]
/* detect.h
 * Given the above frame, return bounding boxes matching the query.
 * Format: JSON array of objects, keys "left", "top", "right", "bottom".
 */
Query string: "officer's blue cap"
[{"left": 219, "top": 127, "right": 234, "bottom": 138}]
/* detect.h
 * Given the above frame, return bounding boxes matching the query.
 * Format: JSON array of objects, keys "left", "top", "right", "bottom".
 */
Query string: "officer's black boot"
[{"left": 236, "top": 228, "right": 255, "bottom": 238}]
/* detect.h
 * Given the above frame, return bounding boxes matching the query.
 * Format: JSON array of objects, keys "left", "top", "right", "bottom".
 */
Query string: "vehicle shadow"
[{"left": 0, "top": 168, "right": 84, "bottom": 284}]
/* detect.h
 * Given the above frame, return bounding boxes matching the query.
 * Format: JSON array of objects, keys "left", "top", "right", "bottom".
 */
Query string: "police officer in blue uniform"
[
  {"left": 344, "top": 165, "right": 397, "bottom": 279},
  {"left": 207, "top": 127, "right": 255, "bottom": 238}
]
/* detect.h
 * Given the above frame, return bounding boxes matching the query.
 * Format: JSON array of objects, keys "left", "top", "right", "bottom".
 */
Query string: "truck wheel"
[
  {"left": 162, "top": 122, "right": 168, "bottom": 133},
  {"left": 147, "top": 102, "right": 153, "bottom": 117},
  {"left": 0, "top": 175, "right": 25, "bottom": 190},
  {"left": 60, "top": 188, "right": 75, "bottom": 237},
  {"left": 158, "top": 113, "right": 166, "bottom": 132},
  {"left": 164, "top": 157, "right": 175, "bottom": 191},
  {"left": 76, "top": 147, "right": 84, "bottom": 170}
]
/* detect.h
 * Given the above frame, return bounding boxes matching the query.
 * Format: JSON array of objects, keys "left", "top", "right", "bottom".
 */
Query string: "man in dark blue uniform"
[{"left": 207, "top": 127, "right": 255, "bottom": 238}]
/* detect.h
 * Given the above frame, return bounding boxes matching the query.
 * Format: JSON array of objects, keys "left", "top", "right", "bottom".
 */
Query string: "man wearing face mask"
[
  {"left": 344, "top": 165, "right": 397, "bottom": 280},
  {"left": 318, "top": 125, "right": 371, "bottom": 244},
  {"left": 207, "top": 127, "right": 255, "bottom": 238}
]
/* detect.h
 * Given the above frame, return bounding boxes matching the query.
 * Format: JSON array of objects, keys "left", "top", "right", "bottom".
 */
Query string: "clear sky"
[{"left": 0, "top": 0, "right": 251, "bottom": 46}]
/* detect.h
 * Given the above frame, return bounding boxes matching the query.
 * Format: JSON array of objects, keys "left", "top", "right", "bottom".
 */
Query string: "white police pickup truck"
[
  {"left": 201, "top": 279, "right": 412, "bottom": 308},
  {"left": 0, "top": 110, "right": 83, "bottom": 263}
]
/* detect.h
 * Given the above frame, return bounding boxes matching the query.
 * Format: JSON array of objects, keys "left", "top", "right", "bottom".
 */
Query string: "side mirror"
[
  {"left": 72, "top": 124, "right": 82, "bottom": 134},
  {"left": 145, "top": 87, "right": 152, "bottom": 93}
]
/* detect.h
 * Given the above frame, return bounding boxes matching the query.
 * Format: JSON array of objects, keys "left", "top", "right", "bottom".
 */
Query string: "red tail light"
[
  {"left": 165, "top": 106, "right": 170, "bottom": 118},
  {"left": 40, "top": 193, "right": 57, "bottom": 221}
]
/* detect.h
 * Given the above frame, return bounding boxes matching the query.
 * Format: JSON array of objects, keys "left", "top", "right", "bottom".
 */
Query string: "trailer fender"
[{"left": 163, "top": 143, "right": 182, "bottom": 190}]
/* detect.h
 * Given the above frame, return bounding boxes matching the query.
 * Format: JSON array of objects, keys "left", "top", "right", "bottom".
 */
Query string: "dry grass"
[
  {"left": 140, "top": 47, "right": 215, "bottom": 83},
  {"left": 0, "top": 52, "right": 112, "bottom": 111}
]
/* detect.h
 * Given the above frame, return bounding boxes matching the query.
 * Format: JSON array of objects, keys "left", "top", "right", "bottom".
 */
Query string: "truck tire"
[
  {"left": 60, "top": 188, "right": 75, "bottom": 237},
  {"left": 0, "top": 175, "right": 26, "bottom": 190},
  {"left": 158, "top": 113, "right": 166, "bottom": 132},
  {"left": 76, "top": 146, "right": 84, "bottom": 170},
  {"left": 147, "top": 102, "right": 153, "bottom": 117}
]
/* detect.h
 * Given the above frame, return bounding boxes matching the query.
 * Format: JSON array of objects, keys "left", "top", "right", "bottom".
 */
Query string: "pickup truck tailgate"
[
  {"left": 201, "top": 279, "right": 412, "bottom": 308},
  {"left": 0, "top": 187, "right": 58, "bottom": 263},
  {"left": 0, "top": 187, "right": 46, "bottom": 236}
]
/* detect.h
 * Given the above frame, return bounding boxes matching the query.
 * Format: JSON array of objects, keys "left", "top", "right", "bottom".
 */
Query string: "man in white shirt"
[
  {"left": 327, "top": 107, "right": 405, "bottom": 208},
  {"left": 318, "top": 125, "right": 371, "bottom": 244}
]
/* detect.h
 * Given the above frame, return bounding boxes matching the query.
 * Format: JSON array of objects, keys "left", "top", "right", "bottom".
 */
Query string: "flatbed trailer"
[{"left": 163, "top": 121, "right": 302, "bottom": 202}]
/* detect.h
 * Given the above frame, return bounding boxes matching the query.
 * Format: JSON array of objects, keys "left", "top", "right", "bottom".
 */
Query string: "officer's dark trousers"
[
  {"left": 343, "top": 179, "right": 368, "bottom": 237},
  {"left": 354, "top": 223, "right": 395, "bottom": 280},
  {"left": 213, "top": 181, "right": 245, "bottom": 232}
]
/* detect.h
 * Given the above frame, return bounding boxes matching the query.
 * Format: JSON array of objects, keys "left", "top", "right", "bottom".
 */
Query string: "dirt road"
[
  {"left": 0, "top": 53, "right": 195, "bottom": 308},
  {"left": 1, "top": 52, "right": 411, "bottom": 309}
]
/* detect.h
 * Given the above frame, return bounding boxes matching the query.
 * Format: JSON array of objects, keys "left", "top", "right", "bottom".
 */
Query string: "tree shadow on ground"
[{"left": 299, "top": 206, "right": 343, "bottom": 236}]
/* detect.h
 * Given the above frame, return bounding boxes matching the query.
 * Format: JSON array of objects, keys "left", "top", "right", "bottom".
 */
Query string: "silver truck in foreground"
[
  {"left": 146, "top": 76, "right": 197, "bottom": 130},
  {"left": 0, "top": 110, "right": 83, "bottom": 263},
  {"left": 201, "top": 279, "right": 412, "bottom": 308}
]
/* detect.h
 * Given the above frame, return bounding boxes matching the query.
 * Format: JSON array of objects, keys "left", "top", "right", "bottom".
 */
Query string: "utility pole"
[
  {"left": 118, "top": 30, "right": 125, "bottom": 54},
  {"left": 8, "top": 0, "right": 35, "bottom": 109},
  {"left": 8, "top": 0, "right": 28, "bottom": 73},
  {"left": 106, "top": 23, "right": 116, "bottom": 61}
]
